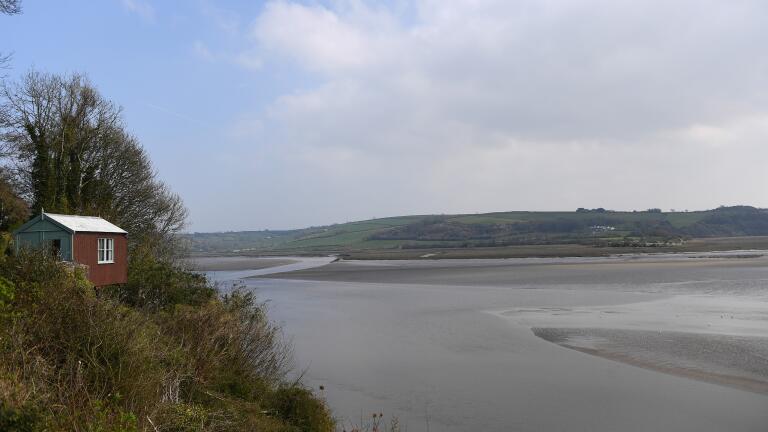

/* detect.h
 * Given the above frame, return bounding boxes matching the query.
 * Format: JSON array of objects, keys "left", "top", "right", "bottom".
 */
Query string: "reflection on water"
[{"left": 209, "top": 255, "right": 768, "bottom": 432}]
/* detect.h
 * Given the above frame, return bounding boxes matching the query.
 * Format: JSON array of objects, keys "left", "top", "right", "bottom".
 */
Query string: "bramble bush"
[{"left": 0, "top": 251, "right": 334, "bottom": 431}]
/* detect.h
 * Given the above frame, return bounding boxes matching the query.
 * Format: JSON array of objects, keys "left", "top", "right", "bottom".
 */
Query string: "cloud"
[
  {"left": 250, "top": 1, "right": 398, "bottom": 74},
  {"left": 192, "top": 40, "right": 215, "bottom": 61},
  {"left": 199, "top": 1, "right": 241, "bottom": 36},
  {"left": 191, "top": 4, "right": 260, "bottom": 69},
  {"left": 200, "top": 0, "right": 768, "bottom": 228},
  {"left": 234, "top": 51, "right": 262, "bottom": 71},
  {"left": 250, "top": 1, "right": 768, "bottom": 141},
  {"left": 121, "top": 0, "right": 155, "bottom": 22}
]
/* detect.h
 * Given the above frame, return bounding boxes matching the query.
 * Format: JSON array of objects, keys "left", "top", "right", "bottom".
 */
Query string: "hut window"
[{"left": 98, "top": 238, "right": 114, "bottom": 264}]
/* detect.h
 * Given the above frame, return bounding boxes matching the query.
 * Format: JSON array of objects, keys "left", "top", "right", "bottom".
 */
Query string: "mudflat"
[
  {"left": 532, "top": 327, "right": 768, "bottom": 394},
  {"left": 263, "top": 252, "right": 768, "bottom": 290},
  {"left": 227, "top": 253, "right": 768, "bottom": 431}
]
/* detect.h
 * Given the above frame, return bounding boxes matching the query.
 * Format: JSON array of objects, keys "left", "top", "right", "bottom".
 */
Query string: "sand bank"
[
  {"left": 533, "top": 327, "right": 768, "bottom": 395},
  {"left": 494, "top": 293, "right": 768, "bottom": 394}
]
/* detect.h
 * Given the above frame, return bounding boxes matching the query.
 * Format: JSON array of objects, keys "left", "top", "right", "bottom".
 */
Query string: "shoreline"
[
  {"left": 187, "top": 236, "right": 768, "bottom": 261},
  {"left": 189, "top": 248, "right": 768, "bottom": 269},
  {"left": 337, "top": 238, "right": 768, "bottom": 260},
  {"left": 185, "top": 256, "right": 299, "bottom": 271}
]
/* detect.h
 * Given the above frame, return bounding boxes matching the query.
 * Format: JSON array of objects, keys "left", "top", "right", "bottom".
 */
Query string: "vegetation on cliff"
[
  {"left": 0, "top": 251, "right": 334, "bottom": 431},
  {"left": 0, "top": 54, "right": 334, "bottom": 430}
]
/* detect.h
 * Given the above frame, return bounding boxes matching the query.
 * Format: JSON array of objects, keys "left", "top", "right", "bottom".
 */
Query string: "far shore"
[
  {"left": 186, "top": 236, "right": 768, "bottom": 261},
  {"left": 338, "top": 236, "right": 768, "bottom": 260}
]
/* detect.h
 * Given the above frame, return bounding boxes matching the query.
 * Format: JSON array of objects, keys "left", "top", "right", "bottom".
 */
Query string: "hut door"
[{"left": 51, "top": 239, "right": 61, "bottom": 258}]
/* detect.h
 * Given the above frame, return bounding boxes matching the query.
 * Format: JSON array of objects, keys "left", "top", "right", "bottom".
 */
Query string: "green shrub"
[
  {"left": 0, "top": 232, "right": 13, "bottom": 260},
  {"left": 85, "top": 398, "right": 139, "bottom": 432},
  {"left": 0, "top": 276, "right": 13, "bottom": 316},
  {"left": 0, "top": 401, "right": 44, "bottom": 432},
  {"left": 154, "top": 290, "right": 291, "bottom": 406},
  {"left": 267, "top": 387, "right": 335, "bottom": 432},
  {"left": 153, "top": 402, "right": 228, "bottom": 432},
  {"left": 0, "top": 250, "right": 333, "bottom": 432},
  {"left": 104, "top": 249, "right": 214, "bottom": 311},
  {"left": 0, "top": 251, "right": 168, "bottom": 429}
]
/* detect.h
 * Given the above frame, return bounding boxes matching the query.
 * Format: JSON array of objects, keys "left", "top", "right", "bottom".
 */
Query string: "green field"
[{"left": 182, "top": 206, "right": 768, "bottom": 256}]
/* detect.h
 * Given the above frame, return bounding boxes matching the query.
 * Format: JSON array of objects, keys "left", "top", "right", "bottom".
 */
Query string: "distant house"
[
  {"left": 590, "top": 225, "right": 616, "bottom": 233},
  {"left": 13, "top": 212, "right": 128, "bottom": 286}
]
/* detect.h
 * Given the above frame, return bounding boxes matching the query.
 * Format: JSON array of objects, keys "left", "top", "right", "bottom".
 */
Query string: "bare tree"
[
  {"left": 1, "top": 0, "right": 21, "bottom": 73},
  {"left": 0, "top": 0, "right": 21, "bottom": 15},
  {"left": 0, "top": 70, "right": 188, "bottom": 257},
  {"left": 0, "top": 53, "right": 11, "bottom": 71}
]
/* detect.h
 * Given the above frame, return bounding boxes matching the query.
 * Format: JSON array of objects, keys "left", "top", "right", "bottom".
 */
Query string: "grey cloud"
[
  {"left": 253, "top": 0, "right": 768, "bottom": 142},
  {"left": 192, "top": 0, "right": 768, "bottom": 230}
]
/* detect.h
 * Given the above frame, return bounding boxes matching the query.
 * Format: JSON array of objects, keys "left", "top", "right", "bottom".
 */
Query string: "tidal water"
[{"left": 205, "top": 254, "right": 768, "bottom": 432}]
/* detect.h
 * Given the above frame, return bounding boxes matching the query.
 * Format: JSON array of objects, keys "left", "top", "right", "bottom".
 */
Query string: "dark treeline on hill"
[
  {"left": 373, "top": 207, "right": 768, "bottom": 243},
  {"left": 683, "top": 206, "right": 768, "bottom": 237},
  {"left": 0, "top": 10, "right": 334, "bottom": 428},
  {"left": 184, "top": 206, "right": 768, "bottom": 254},
  {"left": 372, "top": 207, "right": 768, "bottom": 246},
  {"left": 368, "top": 215, "right": 618, "bottom": 241}
]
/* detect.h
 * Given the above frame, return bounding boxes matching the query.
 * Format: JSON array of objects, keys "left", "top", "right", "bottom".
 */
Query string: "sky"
[{"left": 2, "top": 0, "right": 768, "bottom": 232}]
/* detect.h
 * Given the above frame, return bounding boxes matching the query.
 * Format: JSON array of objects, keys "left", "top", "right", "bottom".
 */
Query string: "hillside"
[{"left": 183, "top": 206, "right": 768, "bottom": 256}]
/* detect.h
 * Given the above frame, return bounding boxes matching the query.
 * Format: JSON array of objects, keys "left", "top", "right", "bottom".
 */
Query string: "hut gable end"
[{"left": 13, "top": 214, "right": 74, "bottom": 261}]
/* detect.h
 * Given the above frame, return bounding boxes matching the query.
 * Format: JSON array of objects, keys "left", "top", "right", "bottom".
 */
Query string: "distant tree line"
[
  {"left": 682, "top": 206, "right": 768, "bottom": 237},
  {"left": 369, "top": 206, "right": 768, "bottom": 245},
  {"left": 370, "top": 216, "right": 625, "bottom": 242},
  {"left": 577, "top": 207, "right": 664, "bottom": 213}
]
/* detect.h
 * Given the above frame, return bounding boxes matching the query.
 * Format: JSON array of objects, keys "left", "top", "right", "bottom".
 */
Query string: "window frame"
[{"left": 97, "top": 237, "right": 115, "bottom": 264}]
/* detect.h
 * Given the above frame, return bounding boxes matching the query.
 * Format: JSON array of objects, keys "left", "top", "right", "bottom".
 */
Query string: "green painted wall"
[{"left": 14, "top": 218, "right": 73, "bottom": 261}]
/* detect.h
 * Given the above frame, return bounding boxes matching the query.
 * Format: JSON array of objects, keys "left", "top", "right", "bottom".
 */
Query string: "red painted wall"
[{"left": 73, "top": 233, "right": 128, "bottom": 286}]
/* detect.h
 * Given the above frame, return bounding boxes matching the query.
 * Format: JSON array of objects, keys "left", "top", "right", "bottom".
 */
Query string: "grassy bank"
[{"left": 0, "top": 251, "right": 333, "bottom": 432}]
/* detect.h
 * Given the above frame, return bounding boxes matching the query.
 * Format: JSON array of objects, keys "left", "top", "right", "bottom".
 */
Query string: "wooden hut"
[{"left": 13, "top": 212, "right": 128, "bottom": 286}]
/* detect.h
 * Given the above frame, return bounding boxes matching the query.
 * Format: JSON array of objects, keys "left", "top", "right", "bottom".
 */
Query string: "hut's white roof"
[{"left": 44, "top": 213, "right": 127, "bottom": 234}]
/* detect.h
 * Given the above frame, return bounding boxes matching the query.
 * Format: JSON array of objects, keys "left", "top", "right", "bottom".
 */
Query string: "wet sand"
[
  {"left": 264, "top": 252, "right": 768, "bottom": 294},
  {"left": 532, "top": 328, "right": 768, "bottom": 394},
  {"left": 188, "top": 256, "right": 298, "bottom": 271},
  {"left": 226, "top": 253, "right": 768, "bottom": 431}
]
